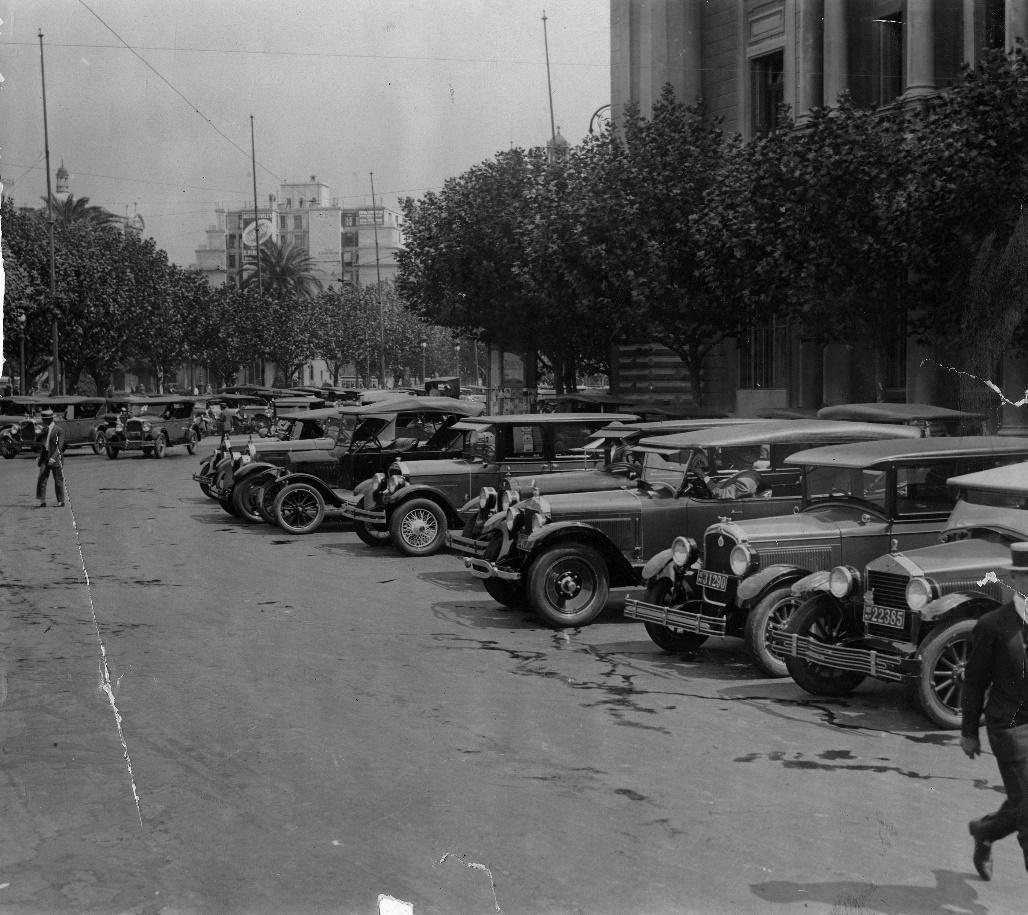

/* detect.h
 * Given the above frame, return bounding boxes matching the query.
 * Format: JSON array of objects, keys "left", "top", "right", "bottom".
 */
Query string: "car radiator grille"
[
  {"left": 756, "top": 546, "right": 833, "bottom": 570},
  {"left": 867, "top": 571, "right": 908, "bottom": 610},
  {"left": 703, "top": 529, "right": 736, "bottom": 573}
]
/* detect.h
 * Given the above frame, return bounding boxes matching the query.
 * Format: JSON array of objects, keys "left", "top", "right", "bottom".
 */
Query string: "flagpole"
[{"left": 39, "top": 30, "right": 60, "bottom": 393}]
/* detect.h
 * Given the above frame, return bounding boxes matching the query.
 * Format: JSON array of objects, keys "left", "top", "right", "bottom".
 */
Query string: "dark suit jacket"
[
  {"left": 36, "top": 422, "right": 66, "bottom": 467},
  {"left": 961, "top": 601, "right": 1028, "bottom": 738}
]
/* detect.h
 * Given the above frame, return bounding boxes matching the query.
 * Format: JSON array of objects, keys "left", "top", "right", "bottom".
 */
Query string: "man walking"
[
  {"left": 35, "top": 408, "right": 66, "bottom": 508},
  {"left": 961, "top": 540, "right": 1028, "bottom": 880}
]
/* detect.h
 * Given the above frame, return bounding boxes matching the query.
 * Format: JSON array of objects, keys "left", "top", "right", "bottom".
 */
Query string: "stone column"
[
  {"left": 822, "top": 343, "right": 853, "bottom": 405},
  {"left": 677, "top": 0, "right": 703, "bottom": 104},
  {"left": 1008, "top": 0, "right": 1028, "bottom": 52},
  {"left": 823, "top": 0, "right": 849, "bottom": 105},
  {"left": 904, "top": 0, "right": 937, "bottom": 101},
  {"left": 796, "top": 0, "right": 824, "bottom": 121},
  {"left": 1000, "top": 349, "right": 1028, "bottom": 434},
  {"left": 639, "top": 0, "right": 668, "bottom": 115}
]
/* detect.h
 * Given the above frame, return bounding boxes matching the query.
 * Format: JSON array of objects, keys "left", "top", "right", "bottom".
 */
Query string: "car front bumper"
[
  {"left": 446, "top": 531, "right": 489, "bottom": 556},
  {"left": 341, "top": 501, "right": 386, "bottom": 524},
  {"left": 463, "top": 556, "right": 522, "bottom": 582},
  {"left": 622, "top": 597, "right": 728, "bottom": 637},
  {"left": 768, "top": 631, "right": 912, "bottom": 682}
]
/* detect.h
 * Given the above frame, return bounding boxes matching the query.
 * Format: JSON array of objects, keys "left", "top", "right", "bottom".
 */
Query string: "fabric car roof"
[
  {"left": 637, "top": 419, "right": 923, "bottom": 452},
  {"left": 947, "top": 459, "right": 1028, "bottom": 493},
  {"left": 785, "top": 436, "right": 1028, "bottom": 469},
  {"left": 817, "top": 402, "right": 986, "bottom": 422}
]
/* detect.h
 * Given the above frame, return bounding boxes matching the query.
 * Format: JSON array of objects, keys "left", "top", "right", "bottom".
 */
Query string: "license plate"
[
  {"left": 863, "top": 605, "right": 906, "bottom": 629},
  {"left": 697, "top": 569, "right": 728, "bottom": 591},
  {"left": 517, "top": 534, "right": 532, "bottom": 551}
]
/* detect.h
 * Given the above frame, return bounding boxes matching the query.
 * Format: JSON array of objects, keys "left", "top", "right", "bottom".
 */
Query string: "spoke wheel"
[
  {"left": 641, "top": 578, "right": 708, "bottom": 651},
  {"left": 784, "top": 598, "right": 865, "bottom": 696},
  {"left": 91, "top": 431, "right": 106, "bottom": 455},
  {"left": 231, "top": 476, "right": 264, "bottom": 523},
  {"left": 744, "top": 587, "right": 802, "bottom": 678},
  {"left": 912, "top": 618, "right": 975, "bottom": 729},
  {"left": 389, "top": 498, "right": 447, "bottom": 556},
  {"left": 274, "top": 484, "right": 325, "bottom": 535},
  {"left": 106, "top": 444, "right": 120, "bottom": 460},
  {"left": 257, "top": 483, "right": 281, "bottom": 524},
  {"left": 354, "top": 521, "right": 391, "bottom": 547},
  {"left": 153, "top": 436, "right": 167, "bottom": 459},
  {"left": 527, "top": 545, "right": 609, "bottom": 628},
  {"left": 1, "top": 438, "right": 17, "bottom": 459},
  {"left": 186, "top": 430, "right": 199, "bottom": 455}
]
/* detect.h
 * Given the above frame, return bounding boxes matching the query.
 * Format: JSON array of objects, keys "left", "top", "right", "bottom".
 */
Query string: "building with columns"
[{"left": 610, "top": 0, "right": 1028, "bottom": 422}]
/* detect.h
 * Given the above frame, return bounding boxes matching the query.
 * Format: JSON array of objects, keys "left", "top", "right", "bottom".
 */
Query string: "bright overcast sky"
[{"left": 1, "top": 0, "right": 611, "bottom": 267}]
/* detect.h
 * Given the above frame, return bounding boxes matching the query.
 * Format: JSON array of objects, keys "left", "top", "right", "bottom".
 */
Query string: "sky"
[{"left": 0, "top": 0, "right": 611, "bottom": 268}]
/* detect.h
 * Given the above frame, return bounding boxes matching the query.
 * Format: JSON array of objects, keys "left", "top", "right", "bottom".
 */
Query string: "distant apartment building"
[
  {"left": 192, "top": 176, "right": 403, "bottom": 291},
  {"left": 610, "top": 0, "right": 1027, "bottom": 415}
]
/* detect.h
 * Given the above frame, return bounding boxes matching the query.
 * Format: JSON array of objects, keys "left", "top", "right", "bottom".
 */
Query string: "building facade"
[
  {"left": 192, "top": 176, "right": 403, "bottom": 292},
  {"left": 610, "top": 0, "right": 1028, "bottom": 415}
]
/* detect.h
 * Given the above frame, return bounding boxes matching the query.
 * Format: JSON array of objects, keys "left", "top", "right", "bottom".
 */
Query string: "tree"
[
  {"left": 242, "top": 239, "right": 324, "bottom": 300},
  {"left": 41, "top": 192, "right": 119, "bottom": 228}
]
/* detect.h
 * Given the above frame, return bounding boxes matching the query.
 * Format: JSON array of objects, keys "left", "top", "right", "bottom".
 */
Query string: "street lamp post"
[
  {"left": 455, "top": 342, "right": 461, "bottom": 380},
  {"left": 421, "top": 338, "right": 427, "bottom": 386},
  {"left": 17, "top": 313, "right": 26, "bottom": 394}
]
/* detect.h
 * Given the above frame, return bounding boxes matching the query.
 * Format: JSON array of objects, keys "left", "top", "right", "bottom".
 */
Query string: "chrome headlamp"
[
  {"left": 386, "top": 472, "right": 404, "bottom": 494},
  {"left": 905, "top": 577, "right": 937, "bottom": 611},
  {"left": 671, "top": 536, "right": 696, "bottom": 568},
  {"left": 370, "top": 472, "right": 387, "bottom": 493},
  {"left": 527, "top": 510, "right": 548, "bottom": 533},
  {"left": 829, "top": 565, "right": 861, "bottom": 599},
  {"left": 729, "top": 543, "right": 759, "bottom": 577},
  {"left": 142, "top": 421, "right": 152, "bottom": 433},
  {"left": 479, "top": 486, "right": 498, "bottom": 512},
  {"left": 499, "top": 488, "right": 520, "bottom": 511}
]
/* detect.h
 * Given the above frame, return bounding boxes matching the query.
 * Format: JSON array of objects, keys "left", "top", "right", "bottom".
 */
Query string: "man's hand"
[{"left": 961, "top": 736, "right": 981, "bottom": 759}]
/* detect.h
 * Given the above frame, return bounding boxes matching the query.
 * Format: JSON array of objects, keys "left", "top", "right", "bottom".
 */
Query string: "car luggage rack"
[
  {"left": 769, "top": 631, "right": 904, "bottom": 681},
  {"left": 622, "top": 597, "right": 728, "bottom": 636}
]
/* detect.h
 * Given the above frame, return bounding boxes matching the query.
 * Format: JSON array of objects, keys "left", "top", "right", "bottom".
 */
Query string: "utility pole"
[
  {"left": 39, "top": 30, "right": 60, "bottom": 394},
  {"left": 369, "top": 171, "right": 386, "bottom": 388},
  {"left": 250, "top": 115, "right": 265, "bottom": 386},
  {"left": 542, "top": 10, "right": 558, "bottom": 163}
]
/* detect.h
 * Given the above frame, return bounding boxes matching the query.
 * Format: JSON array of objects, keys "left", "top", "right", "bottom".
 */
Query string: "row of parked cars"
[{"left": 195, "top": 398, "right": 1027, "bottom": 729}]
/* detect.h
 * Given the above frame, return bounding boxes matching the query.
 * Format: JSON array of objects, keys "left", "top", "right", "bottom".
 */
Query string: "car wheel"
[
  {"left": 527, "top": 545, "right": 609, "bottom": 628},
  {"left": 388, "top": 497, "right": 447, "bottom": 556},
  {"left": 218, "top": 494, "right": 238, "bottom": 517},
  {"left": 274, "top": 483, "right": 326, "bottom": 535},
  {"left": 199, "top": 479, "right": 215, "bottom": 499},
  {"left": 142, "top": 447, "right": 153, "bottom": 457},
  {"left": 784, "top": 598, "right": 866, "bottom": 697},
  {"left": 640, "top": 578, "right": 708, "bottom": 652},
  {"left": 106, "top": 445, "right": 120, "bottom": 460},
  {"left": 257, "top": 483, "right": 281, "bottom": 524},
  {"left": 91, "top": 431, "right": 106, "bottom": 455},
  {"left": 1, "top": 438, "right": 17, "bottom": 460},
  {"left": 231, "top": 476, "right": 264, "bottom": 523},
  {"left": 186, "top": 429, "right": 199, "bottom": 455},
  {"left": 744, "top": 587, "right": 802, "bottom": 678},
  {"left": 354, "top": 521, "right": 391, "bottom": 547},
  {"left": 482, "top": 577, "right": 527, "bottom": 609},
  {"left": 153, "top": 436, "right": 167, "bottom": 459},
  {"left": 911, "top": 617, "right": 975, "bottom": 730}
]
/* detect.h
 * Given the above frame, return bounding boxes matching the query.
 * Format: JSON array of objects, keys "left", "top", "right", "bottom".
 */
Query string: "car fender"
[
  {"left": 277, "top": 473, "right": 346, "bottom": 506},
  {"left": 737, "top": 564, "right": 808, "bottom": 608},
  {"left": 387, "top": 485, "right": 461, "bottom": 525},
  {"left": 522, "top": 521, "right": 638, "bottom": 588},
  {"left": 791, "top": 569, "right": 832, "bottom": 597},
  {"left": 920, "top": 593, "right": 1000, "bottom": 624},
  {"left": 641, "top": 548, "right": 675, "bottom": 584},
  {"left": 233, "top": 461, "right": 279, "bottom": 484}
]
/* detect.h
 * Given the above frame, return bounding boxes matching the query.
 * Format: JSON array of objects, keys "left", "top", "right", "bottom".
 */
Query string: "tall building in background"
[
  {"left": 192, "top": 175, "right": 403, "bottom": 291},
  {"left": 609, "top": 0, "right": 1026, "bottom": 414}
]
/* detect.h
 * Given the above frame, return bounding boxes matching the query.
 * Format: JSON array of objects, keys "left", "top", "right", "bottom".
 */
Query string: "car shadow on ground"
[
  {"left": 434, "top": 594, "right": 634, "bottom": 629},
  {"left": 750, "top": 870, "right": 986, "bottom": 915}
]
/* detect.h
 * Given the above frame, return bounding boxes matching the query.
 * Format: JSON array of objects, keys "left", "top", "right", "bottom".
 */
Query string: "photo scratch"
[{"left": 437, "top": 852, "right": 502, "bottom": 912}]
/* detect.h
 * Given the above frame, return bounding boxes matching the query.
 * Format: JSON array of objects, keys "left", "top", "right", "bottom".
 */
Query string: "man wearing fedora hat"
[
  {"left": 962, "top": 540, "right": 1028, "bottom": 880},
  {"left": 34, "top": 407, "right": 66, "bottom": 508}
]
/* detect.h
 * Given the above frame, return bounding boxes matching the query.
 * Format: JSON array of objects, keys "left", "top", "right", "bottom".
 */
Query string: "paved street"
[{"left": 0, "top": 444, "right": 1025, "bottom": 914}]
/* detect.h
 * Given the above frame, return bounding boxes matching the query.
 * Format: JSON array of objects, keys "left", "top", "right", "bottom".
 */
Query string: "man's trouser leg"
[
  {"left": 35, "top": 463, "right": 50, "bottom": 502},
  {"left": 979, "top": 725, "right": 1028, "bottom": 852}
]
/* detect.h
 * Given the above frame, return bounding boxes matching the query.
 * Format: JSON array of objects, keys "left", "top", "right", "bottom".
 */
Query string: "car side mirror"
[{"left": 860, "top": 513, "right": 871, "bottom": 524}]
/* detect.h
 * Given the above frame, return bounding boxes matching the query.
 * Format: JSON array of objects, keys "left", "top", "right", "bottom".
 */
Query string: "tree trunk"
[{"left": 687, "top": 352, "right": 705, "bottom": 408}]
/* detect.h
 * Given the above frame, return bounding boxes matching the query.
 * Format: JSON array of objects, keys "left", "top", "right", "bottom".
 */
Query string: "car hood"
[
  {"left": 250, "top": 437, "right": 334, "bottom": 455},
  {"left": 729, "top": 505, "right": 881, "bottom": 544},
  {"left": 870, "top": 538, "right": 1011, "bottom": 580},
  {"left": 509, "top": 468, "right": 628, "bottom": 495},
  {"left": 536, "top": 487, "right": 643, "bottom": 516},
  {"left": 402, "top": 458, "right": 479, "bottom": 477}
]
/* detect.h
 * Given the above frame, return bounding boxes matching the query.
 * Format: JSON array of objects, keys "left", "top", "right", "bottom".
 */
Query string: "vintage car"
[
  {"left": 1, "top": 396, "right": 111, "bottom": 456},
  {"left": 816, "top": 402, "right": 988, "bottom": 436},
  {"left": 770, "top": 460, "right": 1028, "bottom": 728},
  {"left": 461, "top": 420, "right": 923, "bottom": 628},
  {"left": 194, "top": 406, "right": 341, "bottom": 512},
  {"left": 449, "top": 418, "right": 778, "bottom": 553},
  {"left": 104, "top": 396, "right": 200, "bottom": 458},
  {"left": 625, "top": 436, "right": 1028, "bottom": 676},
  {"left": 0, "top": 396, "right": 43, "bottom": 458},
  {"left": 328, "top": 412, "right": 637, "bottom": 552},
  {"left": 253, "top": 397, "right": 487, "bottom": 532}
]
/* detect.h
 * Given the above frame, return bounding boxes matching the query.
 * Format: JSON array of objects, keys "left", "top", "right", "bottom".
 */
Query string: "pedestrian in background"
[
  {"left": 35, "top": 408, "right": 66, "bottom": 508},
  {"left": 962, "top": 540, "right": 1028, "bottom": 880}
]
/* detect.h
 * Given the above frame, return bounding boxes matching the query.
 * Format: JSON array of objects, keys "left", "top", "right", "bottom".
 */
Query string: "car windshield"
[
  {"left": 463, "top": 426, "right": 497, "bottom": 462},
  {"left": 803, "top": 465, "right": 888, "bottom": 511},
  {"left": 636, "top": 450, "right": 692, "bottom": 487},
  {"left": 325, "top": 414, "right": 361, "bottom": 447}
]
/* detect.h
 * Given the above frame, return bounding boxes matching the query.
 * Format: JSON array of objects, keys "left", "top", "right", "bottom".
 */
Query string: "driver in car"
[{"left": 695, "top": 446, "right": 769, "bottom": 500}]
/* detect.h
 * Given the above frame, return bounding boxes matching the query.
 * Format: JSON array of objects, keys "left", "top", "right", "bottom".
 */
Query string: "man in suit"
[
  {"left": 961, "top": 540, "right": 1028, "bottom": 880},
  {"left": 35, "top": 408, "right": 66, "bottom": 508}
]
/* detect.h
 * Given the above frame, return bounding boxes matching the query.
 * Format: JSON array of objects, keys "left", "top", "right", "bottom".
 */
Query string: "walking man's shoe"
[
  {"left": 35, "top": 502, "right": 46, "bottom": 508},
  {"left": 970, "top": 820, "right": 993, "bottom": 881},
  {"left": 55, "top": 501, "right": 65, "bottom": 507}
]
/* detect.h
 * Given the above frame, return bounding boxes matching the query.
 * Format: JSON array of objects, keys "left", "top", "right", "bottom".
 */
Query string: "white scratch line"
[
  {"left": 437, "top": 852, "right": 501, "bottom": 913},
  {"left": 59, "top": 456, "right": 144, "bottom": 828},
  {"left": 922, "top": 359, "right": 1028, "bottom": 408},
  {"left": 976, "top": 570, "right": 1028, "bottom": 605}
]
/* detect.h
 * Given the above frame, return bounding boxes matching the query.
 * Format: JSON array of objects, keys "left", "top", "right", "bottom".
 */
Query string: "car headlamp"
[
  {"left": 142, "top": 422, "right": 152, "bottom": 433},
  {"left": 34, "top": 424, "right": 43, "bottom": 435},
  {"left": 829, "top": 565, "right": 861, "bottom": 599},
  {"left": 371, "top": 472, "right": 387, "bottom": 493},
  {"left": 905, "top": 577, "right": 936, "bottom": 611},
  {"left": 479, "top": 487, "right": 497, "bottom": 512},
  {"left": 247, "top": 442, "right": 257, "bottom": 459},
  {"left": 671, "top": 536, "right": 696, "bottom": 569},
  {"left": 386, "top": 473, "right": 404, "bottom": 493},
  {"left": 499, "top": 488, "right": 520, "bottom": 511},
  {"left": 527, "top": 510, "right": 548, "bottom": 533},
  {"left": 729, "top": 543, "right": 759, "bottom": 577}
]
